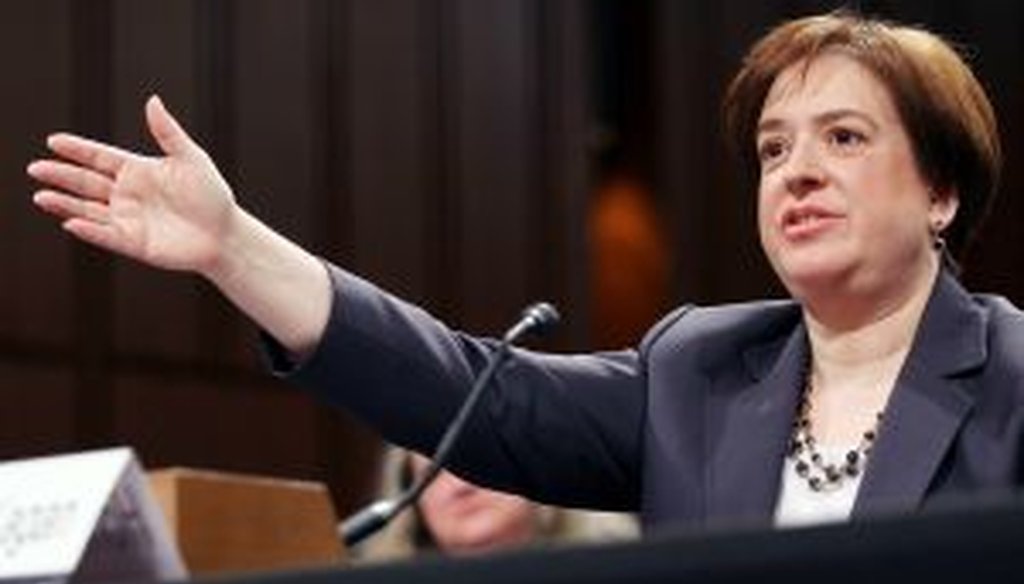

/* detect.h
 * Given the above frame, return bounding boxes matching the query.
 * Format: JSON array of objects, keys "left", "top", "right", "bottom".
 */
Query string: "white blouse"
[{"left": 773, "top": 445, "right": 865, "bottom": 528}]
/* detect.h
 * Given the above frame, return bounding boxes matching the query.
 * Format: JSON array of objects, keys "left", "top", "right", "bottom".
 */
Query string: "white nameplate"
[{"left": 0, "top": 447, "right": 186, "bottom": 583}]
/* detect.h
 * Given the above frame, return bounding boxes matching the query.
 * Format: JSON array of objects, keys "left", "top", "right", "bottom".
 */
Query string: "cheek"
[
  {"left": 479, "top": 494, "right": 532, "bottom": 520},
  {"left": 853, "top": 169, "right": 930, "bottom": 232},
  {"left": 418, "top": 492, "right": 444, "bottom": 523},
  {"left": 865, "top": 201, "right": 930, "bottom": 247},
  {"left": 418, "top": 482, "right": 456, "bottom": 526},
  {"left": 756, "top": 183, "right": 780, "bottom": 246},
  {"left": 458, "top": 497, "right": 535, "bottom": 543}
]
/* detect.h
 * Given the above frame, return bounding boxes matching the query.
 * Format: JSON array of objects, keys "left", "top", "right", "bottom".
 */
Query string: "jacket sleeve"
[{"left": 263, "top": 262, "right": 647, "bottom": 510}]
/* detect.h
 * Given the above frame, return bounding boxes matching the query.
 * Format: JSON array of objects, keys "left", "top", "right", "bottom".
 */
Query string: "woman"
[
  {"left": 356, "top": 449, "right": 637, "bottom": 561},
  {"left": 28, "top": 11, "right": 1014, "bottom": 533}
]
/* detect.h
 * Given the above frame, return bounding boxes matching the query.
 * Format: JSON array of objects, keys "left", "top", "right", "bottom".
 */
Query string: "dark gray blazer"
[{"left": 273, "top": 265, "right": 1024, "bottom": 532}]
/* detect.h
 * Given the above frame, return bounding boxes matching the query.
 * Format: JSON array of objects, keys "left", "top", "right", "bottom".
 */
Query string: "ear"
[{"left": 929, "top": 186, "right": 959, "bottom": 232}]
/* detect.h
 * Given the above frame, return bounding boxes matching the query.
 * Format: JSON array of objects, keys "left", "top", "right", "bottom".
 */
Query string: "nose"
[{"left": 781, "top": 141, "right": 826, "bottom": 198}]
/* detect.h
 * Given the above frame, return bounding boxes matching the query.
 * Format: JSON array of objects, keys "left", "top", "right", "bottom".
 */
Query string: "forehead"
[{"left": 758, "top": 52, "right": 902, "bottom": 129}]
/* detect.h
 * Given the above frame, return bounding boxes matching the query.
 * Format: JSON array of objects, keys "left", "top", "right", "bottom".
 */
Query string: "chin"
[{"left": 775, "top": 257, "right": 855, "bottom": 299}]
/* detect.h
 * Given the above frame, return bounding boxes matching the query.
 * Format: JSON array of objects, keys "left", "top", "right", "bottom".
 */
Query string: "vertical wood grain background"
[{"left": 0, "top": 0, "right": 1021, "bottom": 514}]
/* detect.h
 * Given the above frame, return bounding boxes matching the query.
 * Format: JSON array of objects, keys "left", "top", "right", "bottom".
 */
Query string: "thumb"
[{"left": 145, "top": 95, "right": 198, "bottom": 158}]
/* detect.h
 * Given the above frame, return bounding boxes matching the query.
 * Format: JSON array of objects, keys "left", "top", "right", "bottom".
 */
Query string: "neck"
[{"left": 803, "top": 262, "right": 940, "bottom": 384}]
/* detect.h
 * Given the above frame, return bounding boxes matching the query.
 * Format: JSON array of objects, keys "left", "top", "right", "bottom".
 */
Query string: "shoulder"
[
  {"left": 639, "top": 299, "right": 802, "bottom": 363},
  {"left": 975, "top": 293, "right": 1024, "bottom": 337},
  {"left": 973, "top": 293, "right": 1024, "bottom": 372},
  {"left": 950, "top": 293, "right": 1024, "bottom": 440}
]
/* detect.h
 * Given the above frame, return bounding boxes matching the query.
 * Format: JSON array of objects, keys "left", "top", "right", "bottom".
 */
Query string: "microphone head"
[
  {"left": 521, "top": 302, "right": 560, "bottom": 335},
  {"left": 503, "top": 302, "right": 561, "bottom": 344}
]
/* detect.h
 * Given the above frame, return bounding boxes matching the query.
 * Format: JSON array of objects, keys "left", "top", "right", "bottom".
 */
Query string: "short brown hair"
[{"left": 723, "top": 10, "right": 1002, "bottom": 261}]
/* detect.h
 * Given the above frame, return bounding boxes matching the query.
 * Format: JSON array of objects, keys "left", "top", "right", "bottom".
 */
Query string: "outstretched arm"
[{"left": 29, "top": 95, "right": 331, "bottom": 358}]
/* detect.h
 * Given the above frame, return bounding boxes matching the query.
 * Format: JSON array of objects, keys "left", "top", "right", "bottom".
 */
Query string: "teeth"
[{"left": 788, "top": 211, "right": 824, "bottom": 226}]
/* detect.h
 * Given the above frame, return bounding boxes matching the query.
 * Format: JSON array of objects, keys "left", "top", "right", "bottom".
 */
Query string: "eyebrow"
[{"left": 756, "top": 108, "right": 880, "bottom": 137}]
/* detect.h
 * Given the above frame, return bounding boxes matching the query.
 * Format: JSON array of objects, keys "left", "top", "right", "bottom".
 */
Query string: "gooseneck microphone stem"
[{"left": 340, "top": 302, "right": 559, "bottom": 548}]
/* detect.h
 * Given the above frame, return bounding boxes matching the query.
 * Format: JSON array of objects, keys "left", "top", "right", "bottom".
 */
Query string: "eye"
[
  {"left": 827, "top": 127, "right": 867, "bottom": 152},
  {"left": 757, "top": 137, "right": 789, "bottom": 165}
]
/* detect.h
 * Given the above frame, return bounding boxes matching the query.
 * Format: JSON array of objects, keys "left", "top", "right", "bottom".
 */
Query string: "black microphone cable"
[{"left": 340, "top": 302, "right": 560, "bottom": 548}]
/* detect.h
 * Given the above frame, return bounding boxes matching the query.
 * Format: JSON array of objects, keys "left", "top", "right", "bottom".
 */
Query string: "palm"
[
  {"left": 106, "top": 154, "right": 232, "bottom": 271},
  {"left": 30, "top": 96, "right": 236, "bottom": 275}
]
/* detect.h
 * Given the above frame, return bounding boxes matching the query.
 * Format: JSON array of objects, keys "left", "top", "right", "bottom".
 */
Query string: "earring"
[{"left": 930, "top": 222, "right": 947, "bottom": 252}]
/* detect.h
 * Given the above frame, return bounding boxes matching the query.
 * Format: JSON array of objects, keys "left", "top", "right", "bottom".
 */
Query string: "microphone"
[
  {"left": 503, "top": 302, "right": 560, "bottom": 343},
  {"left": 340, "top": 302, "right": 560, "bottom": 548}
]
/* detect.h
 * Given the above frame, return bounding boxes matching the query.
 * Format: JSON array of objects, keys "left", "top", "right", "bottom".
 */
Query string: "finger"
[
  {"left": 63, "top": 218, "right": 132, "bottom": 257},
  {"left": 46, "top": 133, "right": 135, "bottom": 178},
  {"left": 146, "top": 95, "right": 199, "bottom": 158},
  {"left": 27, "top": 160, "right": 114, "bottom": 202},
  {"left": 33, "top": 190, "right": 111, "bottom": 224}
]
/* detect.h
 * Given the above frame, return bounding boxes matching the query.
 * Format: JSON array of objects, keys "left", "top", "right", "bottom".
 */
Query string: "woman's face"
[
  {"left": 756, "top": 53, "right": 956, "bottom": 307},
  {"left": 411, "top": 455, "right": 537, "bottom": 555}
]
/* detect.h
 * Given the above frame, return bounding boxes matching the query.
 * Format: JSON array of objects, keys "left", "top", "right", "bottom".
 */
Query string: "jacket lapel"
[
  {"left": 706, "top": 324, "right": 808, "bottom": 527},
  {"left": 852, "top": 271, "right": 987, "bottom": 518},
  {"left": 704, "top": 272, "right": 988, "bottom": 526}
]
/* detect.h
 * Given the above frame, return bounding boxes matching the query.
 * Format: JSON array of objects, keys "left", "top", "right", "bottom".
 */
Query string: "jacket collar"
[
  {"left": 706, "top": 317, "right": 807, "bottom": 528},
  {"left": 852, "top": 269, "right": 986, "bottom": 517},
  {"left": 708, "top": 270, "right": 987, "bottom": 526}
]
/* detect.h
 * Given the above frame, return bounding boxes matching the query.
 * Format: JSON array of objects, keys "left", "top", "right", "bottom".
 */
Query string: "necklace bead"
[{"left": 787, "top": 372, "right": 883, "bottom": 492}]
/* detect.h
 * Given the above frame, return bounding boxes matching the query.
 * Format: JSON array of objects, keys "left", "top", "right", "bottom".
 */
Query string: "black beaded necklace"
[{"left": 787, "top": 374, "right": 883, "bottom": 492}]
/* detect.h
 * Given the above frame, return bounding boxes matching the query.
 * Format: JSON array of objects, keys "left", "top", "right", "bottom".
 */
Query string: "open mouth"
[{"left": 781, "top": 206, "right": 843, "bottom": 238}]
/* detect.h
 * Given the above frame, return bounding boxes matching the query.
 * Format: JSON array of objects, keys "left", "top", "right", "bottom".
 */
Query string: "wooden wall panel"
[
  {"left": 3, "top": 0, "right": 1019, "bottom": 518},
  {"left": 0, "top": 2, "right": 74, "bottom": 348},
  {"left": 67, "top": 0, "right": 117, "bottom": 448},
  {"left": 0, "top": 364, "right": 76, "bottom": 458},
  {"left": 113, "top": 376, "right": 321, "bottom": 477},
  {"left": 653, "top": 1, "right": 715, "bottom": 304},
  {"left": 952, "top": 2, "right": 1024, "bottom": 294},
  {"left": 111, "top": 0, "right": 203, "bottom": 364},
  {"left": 234, "top": 0, "right": 318, "bottom": 248},
  {"left": 648, "top": 0, "right": 755, "bottom": 304},
  {"left": 347, "top": 1, "right": 431, "bottom": 302},
  {"left": 223, "top": 0, "right": 319, "bottom": 371},
  {"left": 450, "top": 0, "right": 534, "bottom": 333},
  {"left": 534, "top": 0, "right": 592, "bottom": 347}
]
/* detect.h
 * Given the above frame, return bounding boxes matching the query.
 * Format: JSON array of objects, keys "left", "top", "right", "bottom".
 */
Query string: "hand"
[{"left": 29, "top": 95, "right": 238, "bottom": 276}]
